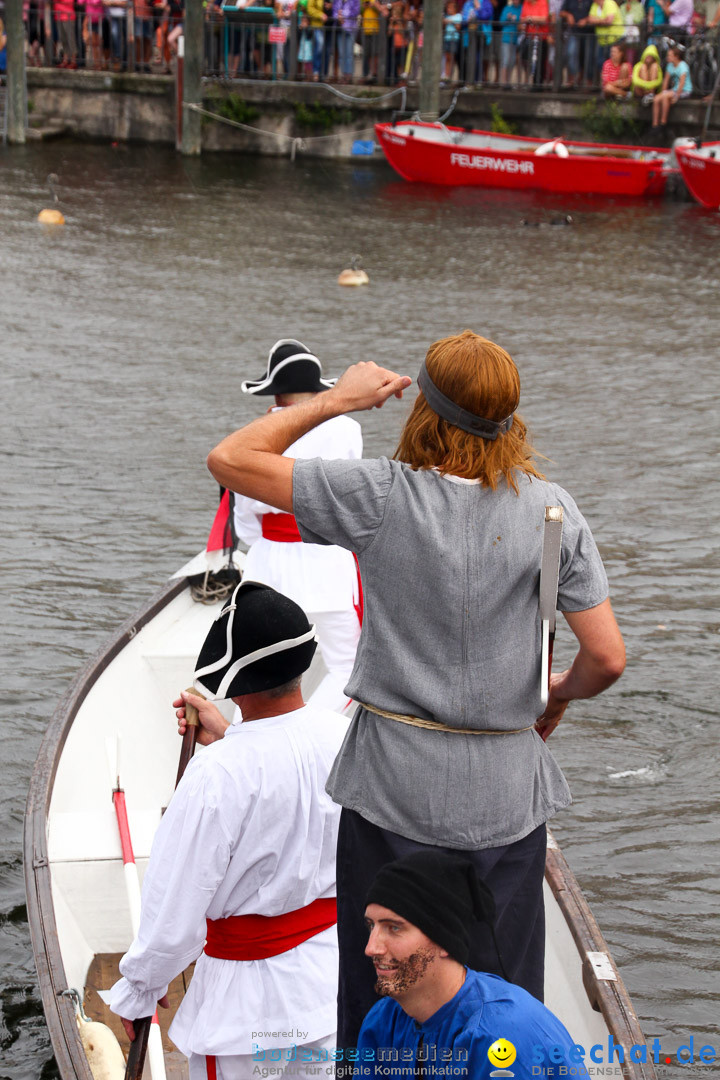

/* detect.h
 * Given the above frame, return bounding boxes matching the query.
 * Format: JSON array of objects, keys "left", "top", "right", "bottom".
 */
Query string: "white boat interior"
[
  {"left": 28, "top": 564, "right": 653, "bottom": 1079},
  {"left": 390, "top": 122, "right": 667, "bottom": 160}
]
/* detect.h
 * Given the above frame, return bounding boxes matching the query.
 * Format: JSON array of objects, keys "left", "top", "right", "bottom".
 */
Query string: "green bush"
[
  {"left": 490, "top": 103, "right": 516, "bottom": 135},
  {"left": 580, "top": 100, "right": 640, "bottom": 142},
  {"left": 294, "top": 102, "right": 353, "bottom": 132},
  {"left": 206, "top": 91, "right": 260, "bottom": 126}
]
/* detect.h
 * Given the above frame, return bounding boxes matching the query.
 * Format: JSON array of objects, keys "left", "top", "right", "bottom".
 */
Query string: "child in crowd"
[
  {"left": 389, "top": 0, "right": 407, "bottom": 82},
  {"left": 652, "top": 42, "right": 692, "bottom": 127},
  {"left": 442, "top": 0, "right": 462, "bottom": 81},
  {"left": 499, "top": 0, "right": 522, "bottom": 84},
  {"left": 632, "top": 42, "right": 662, "bottom": 99},
  {"left": 298, "top": 10, "right": 314, "bottom": 75},
  {"left": 601, "top": 41, "right": 631, "bottom": 95}
]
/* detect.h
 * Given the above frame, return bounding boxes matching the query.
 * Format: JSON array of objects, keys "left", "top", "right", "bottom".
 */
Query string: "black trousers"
[{"left": 336, "top": 809, "right": 547, "bottom": 1067}]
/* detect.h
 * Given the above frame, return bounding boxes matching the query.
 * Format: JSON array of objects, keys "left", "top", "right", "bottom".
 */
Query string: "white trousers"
[
  {"left": 188, "top": 1032, "right": 337, "bottom": 1080},
  {"left": 305, "top": 608, "right": 360, "bottom": 716}
]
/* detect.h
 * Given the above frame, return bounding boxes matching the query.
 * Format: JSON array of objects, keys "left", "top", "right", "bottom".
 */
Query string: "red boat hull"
[
  {"left": 376, "top": 122, "right": 668, "bottom": 198},
  {"left": 676, "top": 142, "right": 720, "bottom": 209}
]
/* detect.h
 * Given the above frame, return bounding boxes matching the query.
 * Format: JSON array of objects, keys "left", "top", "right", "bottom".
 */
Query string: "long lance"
[
  {"left": 539, "top": 505, "right": 564, "bottom": 730},
  {"left": 118, "top": 690, "right": 203, "bottom": 1080}
]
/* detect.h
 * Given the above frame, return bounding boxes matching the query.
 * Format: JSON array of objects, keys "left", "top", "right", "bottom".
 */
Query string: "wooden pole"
[
  {"left": 418, "top": 0, "right": 443, "bottom": 121},
  {"left": 181, "top": 0, "right": 203, "bottom": 155},
  {"left": 5, "top": 0, "right": 27, "bottom": 144}
]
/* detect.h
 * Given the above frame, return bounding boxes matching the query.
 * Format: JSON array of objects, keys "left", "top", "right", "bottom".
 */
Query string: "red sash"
[
  {"left": 261, "top": 513, "right": 303, "bottom": 543},
  {"left": 204, "top": 897, "right": 337, "bottom": 961}
]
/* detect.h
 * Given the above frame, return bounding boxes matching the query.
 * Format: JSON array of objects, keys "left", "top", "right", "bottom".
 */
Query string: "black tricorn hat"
[
  {"left": 193, "top": 581, "right": 318, "bottom": 700},
  {"left": 241, "top": 339, "right": 337, "bottom": 396}
]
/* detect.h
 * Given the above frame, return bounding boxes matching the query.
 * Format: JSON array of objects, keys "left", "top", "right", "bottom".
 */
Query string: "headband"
[{"left": 417, "top": 362, "right": 514, "bottom": 441}]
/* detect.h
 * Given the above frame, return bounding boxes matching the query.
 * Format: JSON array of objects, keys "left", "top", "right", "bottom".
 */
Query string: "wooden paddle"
[{"left": 124, "top": 689, "right": 206, "bottom": 1080}]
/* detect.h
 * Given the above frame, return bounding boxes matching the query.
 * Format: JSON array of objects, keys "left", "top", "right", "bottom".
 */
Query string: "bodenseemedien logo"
[{"left": 488, "top": 1038, "right": 517, "bottom": 1077}]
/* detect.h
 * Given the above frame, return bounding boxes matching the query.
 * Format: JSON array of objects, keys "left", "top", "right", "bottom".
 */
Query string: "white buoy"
[
  {"left": 76, "top": 1017, "right": 126, "bottom": 1080},
  {"left": 338, "top": 254, "right": 369, "bottom": 286},
  {"left": 38, "top": 173, "right": 65, "bottom": 225}
]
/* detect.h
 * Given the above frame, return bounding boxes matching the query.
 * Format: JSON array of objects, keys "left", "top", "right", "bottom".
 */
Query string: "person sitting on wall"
[
  {"left": 601, "top": 41, "right": 631, "bottom": 96},
  {"left": 631, "top": 42, "right": 662, "bottom": 100},
  {"left": 356, "top": 852, "right": 591, "bottom": 1079},
  {"left": 652, "top": 42, "right": 693, "bottom": 128}
]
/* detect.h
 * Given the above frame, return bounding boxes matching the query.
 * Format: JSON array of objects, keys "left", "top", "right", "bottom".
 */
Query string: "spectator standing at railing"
[
  {"left": 660, "top": 0, "right": 693, "bottom": 40},
  {"left": 26, "top": 0, "right": 46, "bottom": 66},
  {"left": 601, "top": 39, "right": 631, "bottom": 92},
  {"left": 499, "top": 0, "right": 521, "bottom": 83},
  {"left": 618, "top": 0, "right": 643, "bottom": 63},
  {"left": 560, "top": 0, "right": 592, "bottom": 85},
  {"left": 53, "top": 0, "right": 77, "bottom": 66},
  {"left": 84, "top": 0, "right": 105, "bottom": 68},
  {"left": 274, "top": 0, "right": 297, "bottom": 75},
  {"left": 105, "top": 0, "right": 126, "bottom": 70},
  {"left": 308, "top": 0, "right": 327, "bottom": 78},
  {"left": 461, "top": 0, "right": 494, "bottom": 84},
  {"left": 361, "top": 0, "right": 383, "bottom": 81},
  {"left": 134, "top": 0, "right": 155, "bottom": 70},
  {"left": 0, "top": 18, "right": 6, "bottom": 72},
  {"left": 519, "top": 0, "right": 550, "bottom": 84},
  {"left": 333, "top": 0, "right": 360, "bottom": 80},
  {"left": 586, "top": 0, "right": 622, "bottom": 83},
  {"left": 442, "top": 0, "right": 462, "bottom": 81},
  {"left": 388, "top": 0, "right": 406, "bottom": 79}
]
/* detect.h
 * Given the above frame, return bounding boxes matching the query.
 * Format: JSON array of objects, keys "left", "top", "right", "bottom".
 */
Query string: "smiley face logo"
[{"left": 488, "top": 1039, "right": 517, "bottom": 1070}]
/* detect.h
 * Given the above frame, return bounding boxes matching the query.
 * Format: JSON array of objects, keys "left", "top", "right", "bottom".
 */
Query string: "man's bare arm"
[
  {"left": 207, "top": 362, "right": 412, "bottom": 510},
  {"left": 535, "top": 598, "right": 626, "bottom": 739}
]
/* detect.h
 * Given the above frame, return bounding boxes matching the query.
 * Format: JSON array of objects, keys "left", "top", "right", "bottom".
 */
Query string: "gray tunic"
[{"left": 293, "top": 458, "right": 609, "bottom": 850}]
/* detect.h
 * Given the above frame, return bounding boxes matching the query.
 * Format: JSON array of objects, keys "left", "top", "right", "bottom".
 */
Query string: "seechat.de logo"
[{"left": 488, "top": 1038, "right": 517, "bottom": 1077}]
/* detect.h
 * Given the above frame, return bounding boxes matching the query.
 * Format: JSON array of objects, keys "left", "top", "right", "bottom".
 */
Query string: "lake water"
[{"left": 1, "top": 141, "right": 718, "bottom": 1078}]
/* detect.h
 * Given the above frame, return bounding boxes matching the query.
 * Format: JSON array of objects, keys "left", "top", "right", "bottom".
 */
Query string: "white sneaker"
[{"left": 642, "top": 93, "right": 654, "bottom": 105}]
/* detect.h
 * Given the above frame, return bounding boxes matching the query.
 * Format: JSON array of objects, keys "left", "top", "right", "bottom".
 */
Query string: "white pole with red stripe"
[{"left": 107, "top": 738, "right": 168, "bottom": 1080}]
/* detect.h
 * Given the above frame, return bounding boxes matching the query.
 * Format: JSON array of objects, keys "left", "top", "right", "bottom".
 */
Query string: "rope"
[
  {"left": 184, "top": 101, "right": 377, "bottom": 147},
  {"left": 189, "top": 567, "right": 241, "bottom": 605},
  {"left": 356, "top": 701, "right": 535, "bottom": 735}
]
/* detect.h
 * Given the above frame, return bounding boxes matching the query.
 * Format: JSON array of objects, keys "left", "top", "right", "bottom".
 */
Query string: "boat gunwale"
[
  {"left": 375, "top": 120, "right": 668, "bottom": 161},
  {"left": 23, "top": 574, "right": 188, "bottom": 1080},
  {"left": 545, "top": 837, "right": 657, "bottom": 1079}
]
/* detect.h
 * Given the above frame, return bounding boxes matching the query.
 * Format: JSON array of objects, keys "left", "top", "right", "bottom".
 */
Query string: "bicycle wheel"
[{"left": 695, "top": 49, "right": 717, "bottom": 96}]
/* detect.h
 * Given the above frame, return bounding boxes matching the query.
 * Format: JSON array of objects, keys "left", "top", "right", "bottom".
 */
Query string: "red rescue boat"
[
  {"left": 675, "top": 139, "right": 720, "bottom": 208},
  {"left": 375, "top": 120, "right": 670, "bottom": 198}
]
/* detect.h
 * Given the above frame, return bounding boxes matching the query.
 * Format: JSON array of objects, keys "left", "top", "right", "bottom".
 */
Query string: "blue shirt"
[
  {"left": 356, "top": 969, "right": 591, "bottom": 1079},
  {"left": 500, "top": 3, "right": 522, "bottom": 42},
  {"left": 666, "top": 58, "right": 692, "bottom": 94}
]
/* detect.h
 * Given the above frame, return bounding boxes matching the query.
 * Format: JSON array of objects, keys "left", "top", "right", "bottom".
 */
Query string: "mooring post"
[
  {"left": 5, "top": 0, "right": 27, "bottom": 144},
  {"left": 418, "top": 0, "right": 443, "bottom": 121},
  {"left": 180, "top": 0, "right": 203, "bottom": 154}
]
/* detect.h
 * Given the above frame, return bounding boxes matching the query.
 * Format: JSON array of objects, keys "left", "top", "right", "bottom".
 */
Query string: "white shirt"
[
  {"left": 233, "top": 414, "right": 363, "bottom": 614},
  {"left": 109, "top": 705, "right": 349, "bottom": 1056}
]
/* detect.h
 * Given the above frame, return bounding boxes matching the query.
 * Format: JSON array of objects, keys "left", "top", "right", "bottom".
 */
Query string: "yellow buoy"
[
  {"left": 38, "top": 208, "right": 65, "bottom": 225},
  {"left": 338, "top": 255, "right": 369, "bottom": 287}
]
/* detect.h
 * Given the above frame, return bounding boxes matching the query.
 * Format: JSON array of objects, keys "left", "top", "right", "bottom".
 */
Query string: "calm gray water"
[{"left": 1, "top": 142, "right": 718, "bottom": 1078}]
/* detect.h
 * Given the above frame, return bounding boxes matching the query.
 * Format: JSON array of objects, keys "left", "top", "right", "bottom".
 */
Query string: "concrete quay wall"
[{"left": 26, "top": 69, "right": 719, "bottom": 157}]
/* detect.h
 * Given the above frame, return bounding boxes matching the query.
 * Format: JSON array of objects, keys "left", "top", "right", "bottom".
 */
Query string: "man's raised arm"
[{"left": 206, "top": 362, "right": 412, "bottom": 510}]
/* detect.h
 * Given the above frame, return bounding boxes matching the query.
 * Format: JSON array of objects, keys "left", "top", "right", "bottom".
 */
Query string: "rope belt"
[
  {"left": 204, "top": 897, "right": 337, "bottom": 961},
  {"left": 357, "top": 701, "right": 535, "bottom": 735}
]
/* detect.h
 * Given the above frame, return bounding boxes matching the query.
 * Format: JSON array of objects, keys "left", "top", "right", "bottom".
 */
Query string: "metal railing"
[{"left": 18, "top": 0, "right": 720, "bottom": 95}]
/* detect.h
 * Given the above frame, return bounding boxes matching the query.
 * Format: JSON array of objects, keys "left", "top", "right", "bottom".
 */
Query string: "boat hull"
[
  {"left": 376, "top": 122, "right": 668, "bottom": 198},
  {"left": 676, "top": 141, "right": 720, "bottom": 208},
  {"left": 25, "top": 568, "right": 656, "bottom": 1079}
]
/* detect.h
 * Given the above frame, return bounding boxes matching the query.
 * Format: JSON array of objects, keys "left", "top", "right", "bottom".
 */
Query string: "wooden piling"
[
  {"left": 180, "top": 0, "right": 203, "bottom": 155},
  {"left": 5, "top": 0, "right": 27, "bottom": 144},
  {"left": 418, "top": 0, "right": 443, "bottom": 121}
]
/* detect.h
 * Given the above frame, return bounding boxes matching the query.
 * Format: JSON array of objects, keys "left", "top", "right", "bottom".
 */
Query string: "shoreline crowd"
[{"left": 2, "top": 0, "right": 717, "bottom": 97}]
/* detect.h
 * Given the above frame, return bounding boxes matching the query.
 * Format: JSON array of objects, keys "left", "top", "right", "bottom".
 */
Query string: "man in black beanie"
[{"left": 352, "top": 852, "right": 589, "bottom": 1079}]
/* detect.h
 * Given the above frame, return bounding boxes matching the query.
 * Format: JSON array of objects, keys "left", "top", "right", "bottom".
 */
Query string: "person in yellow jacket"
[
  {"left": 307, "top": 0, "right": 327, "bottom": 77},
  {"left": 632, "top": 42, "right": 663, "bottom": 102},
  {"left": 587, "top": 0, "right": 623, "bottom": 81}
]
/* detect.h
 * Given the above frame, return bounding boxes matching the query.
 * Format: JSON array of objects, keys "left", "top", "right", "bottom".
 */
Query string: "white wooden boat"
[{"left": 25, "top": 558, "right": 656, "bottom": 1080}]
